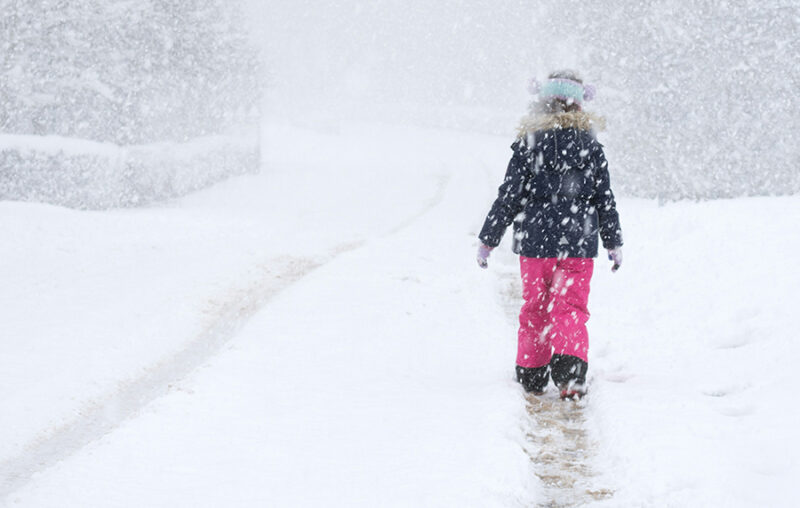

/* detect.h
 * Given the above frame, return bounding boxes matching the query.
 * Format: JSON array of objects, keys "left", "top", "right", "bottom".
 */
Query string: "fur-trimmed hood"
[{"left": 517, "top": 110, "right": 606, "bottom": 136}]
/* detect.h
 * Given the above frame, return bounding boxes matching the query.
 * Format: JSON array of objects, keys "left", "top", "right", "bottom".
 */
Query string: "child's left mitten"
[{"left": 607, "top": 247, "right": 623, "bottom": 272}]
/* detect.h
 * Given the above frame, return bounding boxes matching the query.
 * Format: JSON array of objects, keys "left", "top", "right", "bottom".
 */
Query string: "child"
[{"left": 476, "top": 70, "right": 623, "bottom": 399}]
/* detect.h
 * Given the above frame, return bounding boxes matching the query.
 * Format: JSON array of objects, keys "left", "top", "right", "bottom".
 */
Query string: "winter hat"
[{"left": 528, "top": 70, "right": 596, "bottom": 107}]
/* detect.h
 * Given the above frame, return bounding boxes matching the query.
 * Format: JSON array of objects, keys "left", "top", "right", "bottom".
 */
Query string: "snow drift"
[{"left": 0, "top": 0, "right": 261, "bottom": 209}]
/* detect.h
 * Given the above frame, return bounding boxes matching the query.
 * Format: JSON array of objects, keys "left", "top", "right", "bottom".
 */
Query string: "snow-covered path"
[
  {"left": 2, "top": 121, "right": 799, "bottom": 507},
  {"left": 1, "top": 122, "right": 533, "bottom": 506}
]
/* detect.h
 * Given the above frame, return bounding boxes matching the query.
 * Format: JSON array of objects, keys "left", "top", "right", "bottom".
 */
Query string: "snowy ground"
[{"left": 1, "top": 121, "right": 798, "bottom": 507}]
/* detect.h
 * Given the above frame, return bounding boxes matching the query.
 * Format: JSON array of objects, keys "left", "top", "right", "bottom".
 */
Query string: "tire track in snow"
[
  {"left": 0, "top": 172, "right": 451, "bottom": 503},
  {"left": 0, "top": 255, "right": 322, "bottom": 503},
  {"left": 386, "top": 173, "right": 450, "bottom": 236},
  {"left": 496, "top": 269, "right": 614, "bottom": 507}
]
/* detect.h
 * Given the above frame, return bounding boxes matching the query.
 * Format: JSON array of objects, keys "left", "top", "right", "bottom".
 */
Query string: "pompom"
[
  {"left": 527, "top": 78, "right": 541, "bottom": 95},
  {"left": 583, "top": 83, "right": 596, "bottom": 102}
]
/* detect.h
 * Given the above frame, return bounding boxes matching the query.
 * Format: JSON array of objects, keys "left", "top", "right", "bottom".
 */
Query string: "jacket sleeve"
[
  {"left": 590, "top": 145, "right": 623, "bottom": 250},
  {"left": 478, "top": 141, "right": 530, "bottom": 248}
]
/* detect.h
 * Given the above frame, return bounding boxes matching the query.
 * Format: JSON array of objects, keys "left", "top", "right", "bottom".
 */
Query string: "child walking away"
[{"left": 476, "top": 70, "right": 623, "bottom": 400}]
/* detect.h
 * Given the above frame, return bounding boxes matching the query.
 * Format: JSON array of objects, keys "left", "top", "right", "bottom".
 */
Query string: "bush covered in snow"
[
  {"left": 528, "top": 1, "right": 800, "bottom": 201},
  {"left": 0, "top": 134, "right": 259, "bottom": 208},
  {"left": 0, "top": 0, "right": 262, "bottom": 208},
  {"left": 257, "top": 0, "right": 798, "bottom": 201}
]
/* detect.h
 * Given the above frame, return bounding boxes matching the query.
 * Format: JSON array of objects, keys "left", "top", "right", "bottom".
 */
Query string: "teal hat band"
[{"left": 540, "top": 78, "right": 586, "bottom": 105}]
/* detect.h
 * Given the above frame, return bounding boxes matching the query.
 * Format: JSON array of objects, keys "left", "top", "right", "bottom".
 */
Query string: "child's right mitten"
[{"left": 476, "top": 244, "right": 493, "bottom": 269}]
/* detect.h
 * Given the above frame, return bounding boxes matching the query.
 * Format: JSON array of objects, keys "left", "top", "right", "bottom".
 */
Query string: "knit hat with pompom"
[{"left": 528, "top": 70, "right": 596, "bottom": 108}]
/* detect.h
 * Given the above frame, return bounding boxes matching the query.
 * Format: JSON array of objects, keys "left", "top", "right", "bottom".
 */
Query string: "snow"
[
  {"left": 4, "top": 1, "right": 800, "bottom": 505},
  {"left": 586, "top": 197, "right": 800, "bottom": 506},
  {"left": 0, "top": 122, "right": 532, "bottom": 506},
  {"left": 2, "top": 120, "right": 799, "bottom": 506}
]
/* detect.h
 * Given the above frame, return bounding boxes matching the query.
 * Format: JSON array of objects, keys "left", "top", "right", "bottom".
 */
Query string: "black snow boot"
[
  {"left": 550, "top": 354, "right": 587, "bottom": 399},
  {"left": 516, "top": 365, "right": 549, "bottom": 394}
]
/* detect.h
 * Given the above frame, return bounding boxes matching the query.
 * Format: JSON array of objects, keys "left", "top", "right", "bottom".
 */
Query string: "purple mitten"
[
  {"left": 476, "top": 244, "right": 493, "bottom": 269},
  {"left": 607, "top": 248, "right": 623, "bottom": 272}
]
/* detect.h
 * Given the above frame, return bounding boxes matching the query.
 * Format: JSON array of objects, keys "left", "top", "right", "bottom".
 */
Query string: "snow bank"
[
  {"left": 584, "top": 197, "right": 800, "bottom": 506},
  {"left": 0, "top": 133, "right": 259, "bottom": 209}
]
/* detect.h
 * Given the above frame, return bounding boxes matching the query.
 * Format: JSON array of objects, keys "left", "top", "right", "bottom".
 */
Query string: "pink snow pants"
[{"left": 517, "top": 257, "right": 594, "bottom": 368}]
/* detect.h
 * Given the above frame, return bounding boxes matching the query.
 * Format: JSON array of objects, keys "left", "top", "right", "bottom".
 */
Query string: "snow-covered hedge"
[
  {"left": 529, "top": 1, "right": 800, "bottom": 201},
  {"left": 271, "top": 1, "right": 799, "bottom": 201},
  {"left": 0, "top": 133, "right": 259, "bottom": 209},
  {"left": 0, "top": 0, "right": 262, "bottom": 208}
]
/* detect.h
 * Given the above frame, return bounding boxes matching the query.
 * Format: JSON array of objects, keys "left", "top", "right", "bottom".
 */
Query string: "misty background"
[
  {"left": 248, "top": 0, "right": 800, "bottom": 200},
  {"left": 2, "top": 0, "right": 798, "bottom": 205}
]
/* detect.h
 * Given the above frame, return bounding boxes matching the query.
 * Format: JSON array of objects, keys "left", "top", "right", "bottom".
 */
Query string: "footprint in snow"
[
  {"left": 701, "top": 382, "right": 751, "bottom": 398},
  {"left": 714, "top": 403, "right": 756, "bottom": 418},
  {"left": 714, "top": 333, "right": 754, "bottom": 350}
]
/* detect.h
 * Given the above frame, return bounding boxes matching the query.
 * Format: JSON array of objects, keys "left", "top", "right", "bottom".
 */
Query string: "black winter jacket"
[{"left": 479, "top": 111, "right": 623, "bottom": 258}]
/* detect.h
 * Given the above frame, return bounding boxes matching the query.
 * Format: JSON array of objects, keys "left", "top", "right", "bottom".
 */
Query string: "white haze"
[{"left": 245, "top": 0, "right": 800, "bottom": 200}]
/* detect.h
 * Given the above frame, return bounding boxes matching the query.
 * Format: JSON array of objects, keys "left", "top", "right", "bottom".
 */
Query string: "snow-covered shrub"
[
  {"left": 0, "top": 0, "right": 262, "bottom": 208},
  {"left": 260, "top": 0, "right": 798, "bottom": 201},
  {"left": 0, "top": 133, "right": 258, "bottom": 208},
  {"left": 531, "top": 1, "right": 800, "bottom": 201}
]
